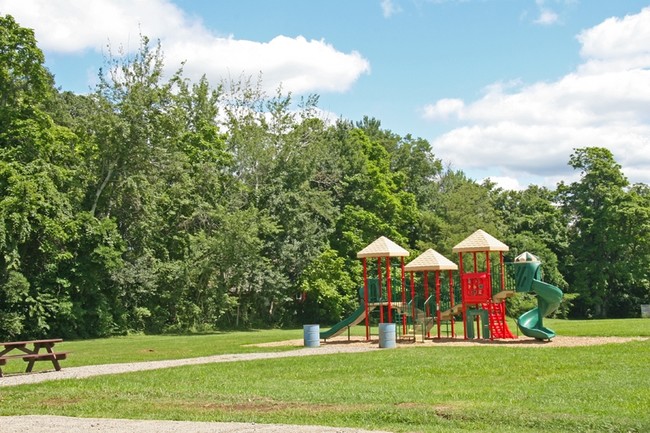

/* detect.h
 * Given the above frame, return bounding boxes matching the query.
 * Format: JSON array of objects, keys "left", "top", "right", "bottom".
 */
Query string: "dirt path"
[{"left": 0, "top": 415, "right": 393, "bottom": 433}]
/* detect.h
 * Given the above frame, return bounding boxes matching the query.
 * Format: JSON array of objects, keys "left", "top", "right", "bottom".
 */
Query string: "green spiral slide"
[{"left": 514, "top": 254, "right": 563, "bottom": 340}]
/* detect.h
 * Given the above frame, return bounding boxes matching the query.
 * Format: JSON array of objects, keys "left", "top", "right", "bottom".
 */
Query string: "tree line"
[{"left": 1, "top": 15, "right": 649, "bottom": 339}]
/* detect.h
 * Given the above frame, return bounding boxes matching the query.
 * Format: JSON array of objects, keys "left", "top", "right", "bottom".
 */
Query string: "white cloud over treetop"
[
  {"left": 0, "top": 0, "right": 370, "bottom": 94},
  {"left": 424, "top": 6, "right": 650, "bottom": 188},
  {"left": 422, "top": 98, "right": 465, "bottom": 121},
  {"left": 0, "top": 0, "right": 197, "bottom": 53},
  {"left": 165, "top": 35, "right": 370, "bottom": 94}
]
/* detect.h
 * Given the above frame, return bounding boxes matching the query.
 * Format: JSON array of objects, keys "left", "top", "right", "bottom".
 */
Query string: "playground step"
[
  {"left": 440, "top": 304, "right": 463, "bottom": 318},
  {"left": 484, "top": 301, "right": 516, "bottom": 339},
  {"left": 492, "top": 290, "right": 515, "bottom": 302},
  {"left": 413, "top": 324, "right": 425, "bottom": 342}
]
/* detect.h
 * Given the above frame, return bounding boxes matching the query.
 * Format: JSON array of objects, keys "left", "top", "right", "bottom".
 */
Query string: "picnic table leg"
[
  {"left": 51, "top": 354, "right": 62, "bottom": 371},
  {"left": 24, "top": 344, "right": 39, "bottom": 373},
  {"left": 25, "top": 358, "right": 36, "bottom": 373},
  {"left": 43, "top": 343, "right": 61, "bottom": 371}
]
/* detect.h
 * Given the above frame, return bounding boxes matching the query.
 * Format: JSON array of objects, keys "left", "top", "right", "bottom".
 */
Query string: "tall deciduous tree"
[
  {"left": 558, "top": 147, "right": 649, "bottom": 317},
  {"left": 1, "top": 15, "right": 73, "bottom": 339},
  {"left": 0, "top": 15, "right": 125, "bottom": 339},
  {"left": 329, "top": 125, "right": 418, "bottom": 258},
  {"left": 0, "top": 15, "right": 53, "bottom": 113}
]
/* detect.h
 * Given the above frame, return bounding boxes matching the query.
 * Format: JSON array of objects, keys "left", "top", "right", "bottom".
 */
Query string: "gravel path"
[
  {"left": 0, "top": 344, "right": 376, "bottom": 387},
  {"left": 0, "top": 415, "right": 394, "bottom": 433}
]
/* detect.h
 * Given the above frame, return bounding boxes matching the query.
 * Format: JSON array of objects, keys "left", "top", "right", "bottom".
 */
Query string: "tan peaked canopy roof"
[
  {"left": 404, "top": 249, "right": 458, "bottom": 272},
  {"left": 357, "top": 236, "right": 409, "bottom": 259},
  {"left": 452, "top": 229, "right": 509, "bottom": 253}
]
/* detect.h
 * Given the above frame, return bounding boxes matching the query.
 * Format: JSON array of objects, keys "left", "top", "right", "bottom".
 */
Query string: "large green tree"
[
  {"left": 558, "top": 147, "right": 650, "bottom": 317},
  {"left": 0, "top": 15, "right": 124, "bottom": 339}
]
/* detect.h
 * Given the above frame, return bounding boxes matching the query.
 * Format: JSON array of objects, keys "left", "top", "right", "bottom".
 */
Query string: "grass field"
[{"left": 1, "top": 319, "right": 649, "bottom": 433}]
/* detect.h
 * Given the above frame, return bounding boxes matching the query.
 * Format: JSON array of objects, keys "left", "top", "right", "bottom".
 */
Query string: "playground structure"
[
  {"left": 319, "top": 229, "right": 564, "bottom": 343},
  {"left": 319, "top": 236, "right": 410, "bottom": 341},
  {"left": 452, "top": 229, "right": 515, "bottom": 340}
]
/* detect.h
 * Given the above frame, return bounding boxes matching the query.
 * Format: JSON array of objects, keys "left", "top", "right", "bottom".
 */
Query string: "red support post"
[
  {"left": 473, "top": 252, "right": 478, "bottom": 273},
  {"left": 497, "top": 251, "right": 506, "bottom": 341},
  {"left": 486, "top": 251, "right": 492, "bottom": 297},
  {"left": 410, "top": 271, "right": 416, "bottom": 323},
  {"left": 377, "top": 257, "right": 383, "bottom": 323},
  {"left": 401, "top": 258, "right": 406, "bottom": 334},
  {"left": 386, "top": 257, "right": 392, "bottom": 323},
  {"left": 424, "top": 271, "right": 430, "bottom": 338},
  {"left": 449, "top": 269, "right": 455, "bottom": 338},
  {"left": 363, "top": 258, "right": 369, "bottom": 341},
  {"left": 435, "top": 270, "right": 441, "bottom": 339},
  {"left": 459, "top": 252, "right": 464, "bottom": 275},
  {"left": 459, "top": 252, "right": 467, "bottom": 340},
  {"left": 485, "top": 251, "right": 492, "bottom": 340}
]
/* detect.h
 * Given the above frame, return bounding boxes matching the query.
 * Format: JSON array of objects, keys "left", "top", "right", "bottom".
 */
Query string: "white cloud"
[
  {"left": 484, "top": 176, "right": 525, "bottom": 191},
  {"left": 424, "top": 6, "right": 650, "bottom": 187},
  {"left": 422, "top": 98, "right": 465, "bottom": 120},
  {"left": 534, "top": 9, "right": 559, "bottom": 25},
  {"left": 531, "top": 0, "right": 564, "bottom": 26},
  {"left": 381, "top": 0, "right": 401, "bottom": 18},
  {"left": 166, "top": 35, "right": 370, "bottom": 94},
  {"left": 577, "top": 7, "right": 650, "bottom": 73},
  {"left": 0, "top": 0, "right": 196, "bottom": 53},
  {"left": 0, "top": 0, "right": 370, "bottom": 94}
]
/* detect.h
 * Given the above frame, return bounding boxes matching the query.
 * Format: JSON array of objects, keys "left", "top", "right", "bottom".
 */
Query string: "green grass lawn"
[
  {"left": 545, "top": 317, "right": 650, "bottom": 337},
  {"left": 1, "top": 319, "right": 649, "bottom": 433}
]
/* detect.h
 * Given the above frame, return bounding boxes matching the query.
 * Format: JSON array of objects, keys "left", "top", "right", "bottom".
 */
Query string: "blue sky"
[{"left": 2, "top": 0, "right": 650, "bottom": 189}]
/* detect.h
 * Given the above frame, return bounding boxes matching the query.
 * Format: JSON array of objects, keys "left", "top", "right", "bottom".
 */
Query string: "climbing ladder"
[{"left": 483, "top": 301, "right": 516, "bottom": 339}]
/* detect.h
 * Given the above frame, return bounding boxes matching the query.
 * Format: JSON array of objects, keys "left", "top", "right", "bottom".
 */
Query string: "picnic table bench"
[{"left": 0, "top": 338, "right": 68, "bottom": 377}]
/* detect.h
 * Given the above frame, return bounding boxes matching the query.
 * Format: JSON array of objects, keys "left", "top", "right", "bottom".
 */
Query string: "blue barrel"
[
  {"left": 378, "top": 323, "right": 396, "bottom": 348},
  {"left": 303, "top": 324, "right": 320, "bottom": 348}
]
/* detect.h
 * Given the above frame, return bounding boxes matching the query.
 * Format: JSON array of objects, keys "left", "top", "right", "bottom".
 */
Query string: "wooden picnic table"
[{"left": 0, "top": 338, "right": 67, "bottom": 377}]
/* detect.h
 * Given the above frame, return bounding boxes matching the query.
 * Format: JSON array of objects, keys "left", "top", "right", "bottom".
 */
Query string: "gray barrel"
[
  {"left": 378, "top": 323, "right": 396, "bottom": 348},
  {"left": 303, "top": 324, "right": 320, "bottom": 347},
  {"left": 641, "top": 304, "right": 650, "bottom": 318}
]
